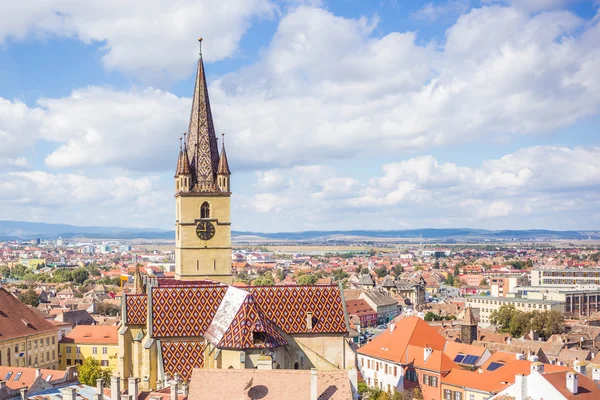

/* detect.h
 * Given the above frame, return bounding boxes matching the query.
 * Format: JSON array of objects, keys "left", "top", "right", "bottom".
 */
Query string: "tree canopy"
[
  {"left": 490, "top": 304, "right": 564, "bottom": 339},
  {"left": 78, "top": 357, "right": 112, "bottom": 387}
]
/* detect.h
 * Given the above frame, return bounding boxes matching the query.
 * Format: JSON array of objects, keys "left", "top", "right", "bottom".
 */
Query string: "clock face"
[{"left": 196, "top": 221, "right": 216, "bottom": 241}]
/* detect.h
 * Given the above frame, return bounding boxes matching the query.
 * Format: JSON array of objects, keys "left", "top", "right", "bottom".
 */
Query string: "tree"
[
  {"left": 72, "top": 268, "right": 90, "bottom": 285},
  {"left": 375, "top": 266, "right": 388, "bottom": 278},
  {"left": 276, "top": 269, "right": 285, "bottom": 282},
  {"left": 297, "top": 274, "right": 318, "bottom": 285},
  {"left": 78, "top": 357, "right": 112, "bottom": 386},
  {"left": 508, "top": 310, "right": 530, "bottom": 338},
  {"left": 253, "top": 273, "right": 275, "bottom": 286},
  {"left": 332, "top": 269, "right": 349, "bottom": 281},
  {"left": 411, "top": 388, "right": 424, "bottom": 400},
  {"left": 19, "top": 288, "right": 40, "bottom": 307},
  {"left": 490, "top": 305, "right": 517, "bottom": 331},
  {"left": 95, "top": 302, "right": 120, "bottom": 316},
  {"left": 433, "top": 261, "right": 440, "bottom": 269},
  {"left": 453, "top": 265, "right": 460, "bottom": 277},
  {"left": 11, "top": 264, "right": 28, "bottom": 278},
  {"left": 480, "top": 278, "right": 489, "bottom": 286},
  {"left": 361, "top": 267, "right": 370, "bottom": 275},
  {"left": 445, "top": 274, "right": 455, "bottom": 286},
  {"left": 357, "top": 382, "right": 369, "bottom": 395}
]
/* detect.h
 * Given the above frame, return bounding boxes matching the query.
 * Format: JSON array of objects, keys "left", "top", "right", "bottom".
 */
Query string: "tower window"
[{"left": 201, "top": 201, "right": 210, "bottom": 219}]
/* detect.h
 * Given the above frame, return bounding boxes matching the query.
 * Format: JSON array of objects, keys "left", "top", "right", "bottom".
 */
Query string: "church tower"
[
  {"left": 174, "top": 38, "right": 232, "bottom": 283},
  {"left": 461, "top": 306, "right": 478, "bottom": 344}
]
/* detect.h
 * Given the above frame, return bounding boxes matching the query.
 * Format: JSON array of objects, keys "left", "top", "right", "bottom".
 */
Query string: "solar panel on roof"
[
  {"left": 462, "top": 355, "right": 479, "bottom": 365},
  {"left": 487, "top": 362, "right": 505, "bottom": 371},
  {"left": 453, "top": 354, "right": 465, "bottom": 363}
]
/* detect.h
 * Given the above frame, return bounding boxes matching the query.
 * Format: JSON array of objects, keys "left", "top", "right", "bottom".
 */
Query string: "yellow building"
[
  {"left": 0, "top": 288, "right": 59, "bottom": 370},
  {"left": 59, "top": 325, "right": 118, "bottom": 371}
]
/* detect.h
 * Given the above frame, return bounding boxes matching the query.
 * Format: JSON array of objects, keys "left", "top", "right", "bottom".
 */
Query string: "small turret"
[
  {"left": 175, "top": 133, "right": 192, "bottom": 193},
  {"left": 217, "top": 133, "right": 231, "bottom": 192}
]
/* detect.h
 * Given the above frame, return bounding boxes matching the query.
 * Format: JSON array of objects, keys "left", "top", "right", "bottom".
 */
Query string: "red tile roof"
[
  {"left": 0, "top": 288, "right": 58, "bottom": 341},
  {"left": 60, "top": 325, "right": 118, "bottom": 345}
]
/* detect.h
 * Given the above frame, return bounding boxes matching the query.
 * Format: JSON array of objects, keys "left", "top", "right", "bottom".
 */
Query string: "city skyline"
[{"left": 1, "top": 0, "right": 599, "bottom": 232}]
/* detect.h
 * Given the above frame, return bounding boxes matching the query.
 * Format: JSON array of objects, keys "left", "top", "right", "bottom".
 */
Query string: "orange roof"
[
  {"left": 0, "top": 288, "right": 58, "bottom": 341},
  {"left": 443, "top": 341, "right": 487, "bottom": 363},
  {"left": 542, "top": 370, "right": 600, "bottom": 399},
  {"left": 443, "top": 359, "right": 569, "bottom": 393},
  {"left": 60, "top": 325, "right": 118, "bottom": 345},
  {"left": 357, "top": 317, "right": 446, "bottom": 363},
  {"left": 0, "top": 366, "right": 66, "bottom": 390}
]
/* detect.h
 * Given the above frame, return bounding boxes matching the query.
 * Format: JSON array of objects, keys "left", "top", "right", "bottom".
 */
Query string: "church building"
[{"left": 118, "top": 40, "right": 353, "bottom": 391}]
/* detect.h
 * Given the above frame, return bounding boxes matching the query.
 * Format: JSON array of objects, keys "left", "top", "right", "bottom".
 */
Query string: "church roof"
[
  {"left": 185, "top": 42, "right": 221, "bottom": 192},
  {"left": 217, "top": 138, "right": 231, "bottom": 175},
  {"left": 175, "top": 137, "right": 191, "bottom": 176},
  {"left": 125, "top": 282, "right": 348, "bottom": 338}
]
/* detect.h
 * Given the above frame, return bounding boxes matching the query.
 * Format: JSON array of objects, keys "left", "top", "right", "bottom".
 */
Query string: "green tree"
[
  {"left": 276, "top": 269, "right": 285, "bottom": 281},
  {"left": 412, "top": 388, "right": 424, "bottom": 400},
  {"left": 77, "top": 357, "right": 112, "bottom": 386},
  {"left": 508, "top": 310, "right": 530, "bottom": 338},
  {"left": 375, "top": 266, "right": 388, "bottom": 278},
  {"left": 253, "top": 273, "right": 275, "bottom": 286},
  {"left": 72, "top": 268, "right": 90, "bottom": 285},
  {"left": 480, "top": 278, "right": 489, "bottom": 286},
  {"left": 433, "top": 261, "right": 440, "bottom": 269},
  {"left": 18, "top": 288, "right": 40, "bottom": 307},
  {"left": 332, "top": 269, "right": 349, "bottom": 281},
  {"left": 490, "top": 304, "right": 517, "bottom": 331},
  {"left": 361, "top": 267, "right": 370, "bottom": 275},
  {"left": 11, "top": 264, "right": 28, "bottom": 278},
  {"left": 453, "top": 265, "right": 460, "bottom": 277},
  {"left": 357, "top": 382, "right": 369, "bottom": 395},
  {"left": 445, "top": 274, "right": 455, "bottom": 286},
  {"left": 297, "top": 274, "right": 318, "bottom": 285}
]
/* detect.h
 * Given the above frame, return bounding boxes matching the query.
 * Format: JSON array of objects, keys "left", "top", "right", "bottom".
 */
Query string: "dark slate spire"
[{"left": 186, "top": 38, "right": 220, "bottom": 192}]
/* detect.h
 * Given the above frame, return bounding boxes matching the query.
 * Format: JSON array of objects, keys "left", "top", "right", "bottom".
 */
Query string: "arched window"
[
  {"left": 200, "top": 202, "right": 210, "bottom": 219},
  {"left": 294, "top": 362, "right": 299, "bottom": 370}
]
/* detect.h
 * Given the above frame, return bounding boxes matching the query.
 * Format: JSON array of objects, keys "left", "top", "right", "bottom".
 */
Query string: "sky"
[{"left": 0, "top": 0, "right": 599, "bottom": 232}]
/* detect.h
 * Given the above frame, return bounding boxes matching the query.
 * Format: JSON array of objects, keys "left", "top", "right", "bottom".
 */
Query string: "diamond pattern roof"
[
  {"left": 125, "top": 294, "right": 147, "bottom": 325},
  {"left": 152, "top": 286, "right": 227, "bottom": 337},
  {"left": 216, "top": 295, "right": 287, "bottom": 349},
  {"left": 248, "top": 285, "right": 347, "bottom": 334},
  {"left": 160, "top": 340, "right": 206, "bottom": 381}
]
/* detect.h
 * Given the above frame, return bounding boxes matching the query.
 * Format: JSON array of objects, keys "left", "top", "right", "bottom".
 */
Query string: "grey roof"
[
  {"left": 380, "top": 275, "right": 396, "bottom": 288},
  {"left": 26, "top": 383, "right": 108, "bottom": 400},
  {"left": 358, "top": 274, "right": 374, "bottom": 286},
  {"left": 361, "top": 291, "right": 398, "bottom": 307}
]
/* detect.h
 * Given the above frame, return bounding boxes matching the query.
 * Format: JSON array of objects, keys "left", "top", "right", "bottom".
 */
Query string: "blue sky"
[{"left": 0, "top": 0, "right": 599, "bottom": 232}]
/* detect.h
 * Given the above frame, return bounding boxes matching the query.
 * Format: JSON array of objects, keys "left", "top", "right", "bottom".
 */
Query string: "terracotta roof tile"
[{"left": 0, "top": 288, "right": 58, "bottom": 341}]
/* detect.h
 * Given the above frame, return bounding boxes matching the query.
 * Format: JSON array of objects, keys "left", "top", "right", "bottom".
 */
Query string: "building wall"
[
  {"left": 0, "top": 332, "right": 59, "bottom": 370},
  {"left": 532, "top": 269, "right": 600, "bottom": 287},
  {"left": 59, "top": 341, "right": 118, "bottom": 371},
  {"left": 441, "top": 384, "right": 465, "bottom": 400},
  {"left": 357, "top": 354, "right": 404, "bottom": 394},
  {"left": 175, "top": 194, "right": 232, "bottom": 283},
  {"left": 465, "top": 296, "right": 564, "bottom": 325}
]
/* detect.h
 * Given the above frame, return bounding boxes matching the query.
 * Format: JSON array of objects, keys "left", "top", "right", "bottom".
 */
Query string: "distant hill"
[
  {"left": 232, "top": 228, "right": 600, "bottom": 241},
  {"left": 0, "top": 220, "right": 598, "bottom": 241},
  {"left": 0, "top": 220, "right": 173, "bottom": 240}
]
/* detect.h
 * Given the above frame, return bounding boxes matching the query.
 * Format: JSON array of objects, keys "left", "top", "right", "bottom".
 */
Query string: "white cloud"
[
  {"left": 485, "top": 0, "right": 579, "bottom": 13},
  {"left": 0, "top": 170, "right": 170, "bottom": 228},
  {"left": 0, "top": 0, "right": 276, "bottom": 81},
  {"left": 239, "top": 146, "right": 600, "bottom": 230},
  {"left": 412, "top": 1, "right": 470, "bottom": 22}
]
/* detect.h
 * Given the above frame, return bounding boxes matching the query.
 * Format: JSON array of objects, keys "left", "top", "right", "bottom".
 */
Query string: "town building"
[
  {"left": 490, "top": 275, "right": 527, "bottom": 297},
  {"left": 0, "top": 365, "right": 78, "bottom": 399},
  {"left": 58, "top": 326, "right": 118, "bottom": 370},
  {"left": 510, "top": 285, "right": 600, "bottom": 317},
  {"left": 359, "top": 291, "right": 399, "bottom": 324},
  {"left": 531, "top": 268, "right": 600, "bottom": 287},
  {"left": 118, "top": 41, "right": 353, "bottom": 392},
  {"left": 464, "top": 296, "right": 564, "bottom": 325},
  {"left": 0, "top": 288, "right": 59, "bottom": 369},
  {"left": 345, "top": 299, "right": 377, "bottom": 328}
]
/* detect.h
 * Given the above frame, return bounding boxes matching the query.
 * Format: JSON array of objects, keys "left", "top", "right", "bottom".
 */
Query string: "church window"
[
  {"left": 177, "top": 180, "right": 180, "bottom": 190},
  {"left": 201, "top": 202, "right": 210, "bottom": 218},
  {"left": 294, "top": 362, "right": 299, "bottom": 370}
]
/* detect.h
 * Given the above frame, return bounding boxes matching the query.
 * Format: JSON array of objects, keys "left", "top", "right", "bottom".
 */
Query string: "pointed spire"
[
  {"left": 218, "top": 133, "right": 231, "bottom": 175},
  {"left": 175, "top": 134, "right": 191, "bottom": 176},
  {"left": 133, "top": 264, "right": 145, "bottom": 294},
  {"left": 463, "top": 306, "right": 477, "bottom": 326},
  {"left": 186, "top": 38, "right": 220, "bottom": 192}
]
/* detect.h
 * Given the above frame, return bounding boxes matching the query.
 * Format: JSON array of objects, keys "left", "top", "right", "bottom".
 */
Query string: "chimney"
[
  {"left": 306, "top": 312, "right": 313, "bottom": 332},
  {"left": 95, "top": 379, "right": 104, "bottom": 400},
  {"left": 35, "top": 368, "right": 42, "bottom": 378},
  {"left": 111, "top": 374, "right": 121, "bottom": 400},
  {"left": 423, "top": 345, "right": 433, "bottom": 362},
  {"left": 530, "top": 362, "right": 544, "bottom": 374},
  {"left": 574, "top": 360, "right": 587, "bottom": 376},
  {"left": 170, "top": 378, "right": 178, "bottom": 400},
  {"left": 516, "top": 352, "right": 526, "bottom": 360},
  {"left": 311, "top": 368, "right": 318, "bottom": 400},
  {"left": 61, "top": 387, "right": 77, "bottom": 400},
  {"left": 389, "top": 323, "right": 395, "bottom": 333},
  {"left": 566, "top": 371, "right": 578, "bottom": 394},
  {"left": 128, "top": 377, "right": 139, "bottom": 400},
  {"left": 20, "top": 388, "right": 28, "bottom": 400},
  {"left": 514, "top": 374, "right": 526, "bottom": 400},
  {"left": 593, "top": 365, "right": 600, "bottom": 381},
  {"left": 181, "top": 382, "right": 189, "bottom": 397},
  {"left": 528, "top": 354, "right": 539, "bottom": 363}
]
